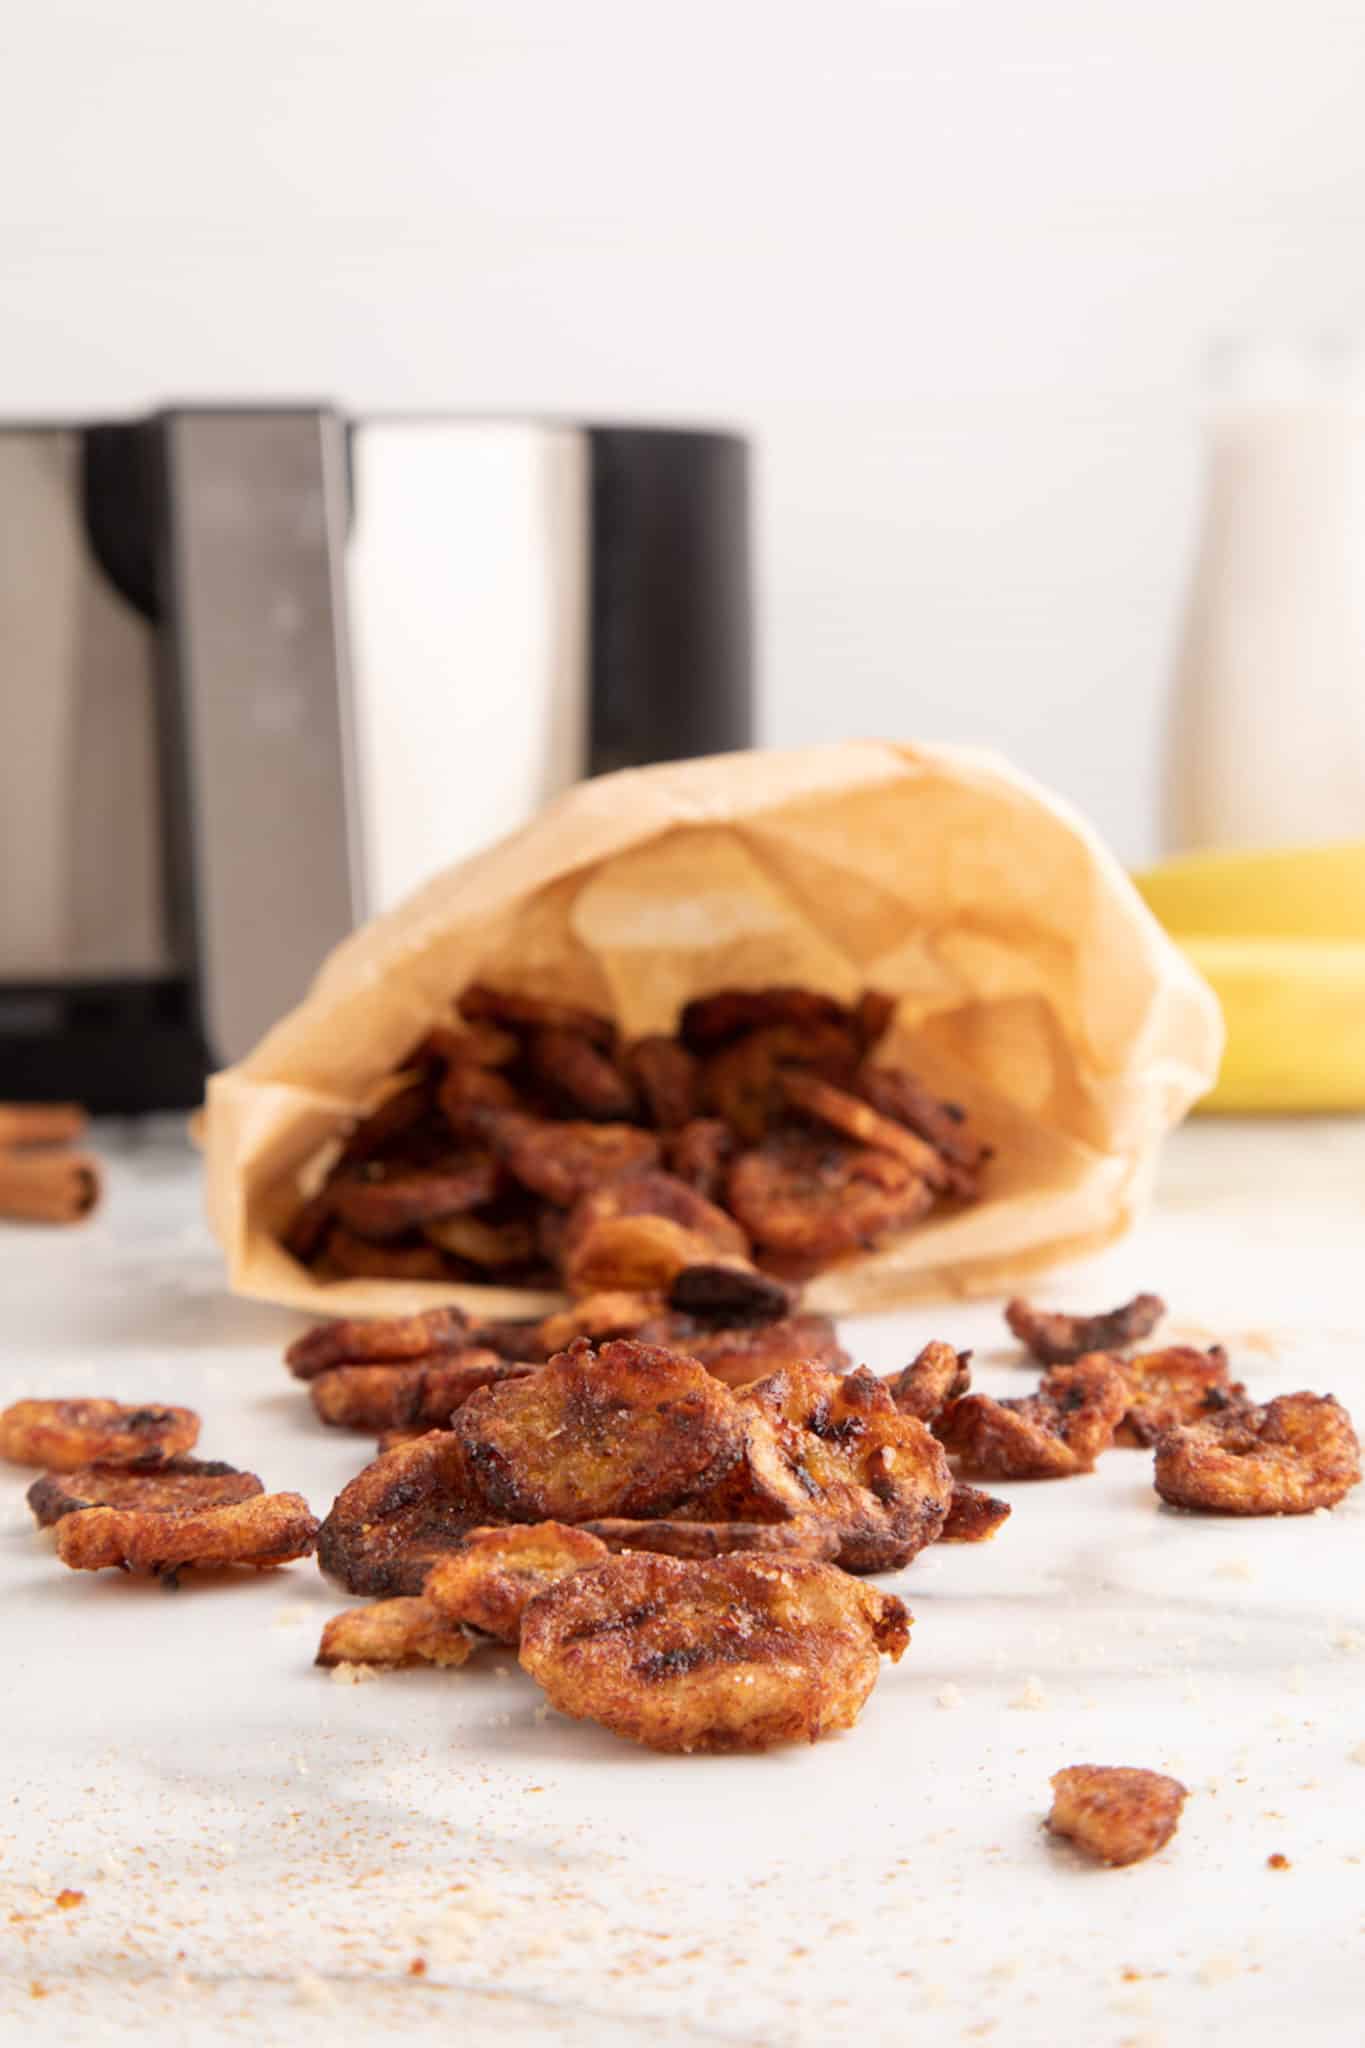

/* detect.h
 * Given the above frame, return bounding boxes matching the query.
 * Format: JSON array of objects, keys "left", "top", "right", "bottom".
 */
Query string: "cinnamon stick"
[
  {"left": 0, "top": 1102, "right": 88, "bottom": 1148},
  {"left": 0, "top": 1151, "right": 101, "bottom": 1224}
]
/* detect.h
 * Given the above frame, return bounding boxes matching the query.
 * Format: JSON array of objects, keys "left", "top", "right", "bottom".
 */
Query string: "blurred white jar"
[{"left": 1166, "top": 342, "right": 1365, "bottom": 852}]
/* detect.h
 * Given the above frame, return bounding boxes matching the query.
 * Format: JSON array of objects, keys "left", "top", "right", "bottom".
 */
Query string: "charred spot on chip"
[
  {"left": 1153, "top": 1390, "right": 1360, "bottom": 1516},
  {"left": 316, "top": 1597, "right": 475, "bottom": 1670},
  {"left": 423, "top": 1523, "right": 609, "bottom": 1644},
  {"left": 451, "top": 1336, "right": 746, "bottom": 1524},
  {"left": 1047, "top": 1765, "right": 1187, "bottom": 1866},
  {"left": 317, "top": 1432, "right": 484, "bottom": 1596},
  {"left": 0, "top": 1399, "right": 201, "bottom": 1473},
  {"left": 27, "top": 1457, "right": 264, "bottom": 1529},
  {"left": 883, "top": 1342, "right": 972, "bottom": 1423},
  {"left": 518, "top": 1552, "right": 910, "bottom": 1753},
  {"left": 935, "top": 1357, "right": 1128, "bottom": 1480},
  {"left": 939, "top": 1482, "right": 1011, "bottom": 1543},
  {"left": 727, "top": 1129, "right": 934, "bottom": 1260},
  {"left": 457, "top": 983, "right": 617, "bottom": 1051},
  {"left": 55, "top": 1492, "right": 319, "bottom": 1576},
  {"left": 1005, "top": 1292, "right": 1166, "bottom": 1366},
  {"left": 1116, "top": 1345, "right": 1246, "bottom": 1447},
  {"left": 286, "top": 1307, "right": 474, "bottom": 1382},
  {"left": 626, "top": 1037, "right": 700, "bottom": 1129}
]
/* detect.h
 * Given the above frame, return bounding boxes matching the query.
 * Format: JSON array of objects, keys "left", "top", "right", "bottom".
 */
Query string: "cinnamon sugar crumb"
[
  {"left": 329, "top": 1660, "right": 380, "bottom": 1686},
  {"left": 54, "top": 1890, "right": 84, "bottom": 1911},
  {"left": 1266, "top": 1853, "right": 1290, "bottom": 1871}
]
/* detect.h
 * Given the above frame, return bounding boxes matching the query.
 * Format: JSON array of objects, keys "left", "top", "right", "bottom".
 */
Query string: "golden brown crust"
[
  {"left": 936, "top": 1357, "right": 1128, "bottom": 1480},
  {"left": 55, "top": 1492, "right": 319, "bottom": 1576},
  {"left": 286, "top": 1307, "right": 473, "bottom": 1381},
  {"left": 0, "top": 1399, "right": 200, "bottom": 1472},
  {"left": 727, "top": 1130, "right": 933, "bottom": 1259},
  {"left": 1153, "top": 1392, "right": 1361, "bottom": 1515},
  {"left": 715, "top": 1362, "right": 954, "bottom": 1572},
  {"left": 1047, "top": 1766, "right": 1187, "bottom": 1866},
  {"left": 451, "top": 1337, "right": 746, "bottom": 1523},
  {"left": 1116, "top": 1346, "right": 1245, "bottom": 1447},
  {"left": 581, "top": 1516, "right": 841, "bottom": 1561},
  {"left": 1005, "top": 1292, "right": 1166, "bottom": 1366},
  {"left": 316, "top": 1598, "right": 475, "bottom": 1669},
  {"left": 423, "top": 1523, "right": 609, "bottom": 1643},
  {"left": 307, "top": 1351, "right": 529, "bottom": 1433},
  {"left": 329, "top": 1157, "right": 499, "bottom": 1240},
  {"left": 564, "top": 1171, "right": 748, "bottom": 1268},
  {"left": 626, "top": 1038, "right": 699, "bottom": 1129},
  {"left": 519, "top": 1553, "right": 910, "bottom": 1753},
  {"left": 883, "top": 1342, "right": 972, "bottom": 1423},
  {"left": 939, "top": 1482, "right": 1011, "bottom": 1543},
  {"left": 675, "top": 1312, "right": 850, "bottom": 1389},
  {"left": 317, "top": 1432, "right": 483, "bottom": 1595},
  {"left": 27, "top": 1458, "right": 263, "bottom": 1528}
]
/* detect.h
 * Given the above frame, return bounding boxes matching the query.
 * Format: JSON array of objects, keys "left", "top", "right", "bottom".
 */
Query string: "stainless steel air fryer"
[{"left": 0, "top": 410, "right": 753, "bottom": 1109}]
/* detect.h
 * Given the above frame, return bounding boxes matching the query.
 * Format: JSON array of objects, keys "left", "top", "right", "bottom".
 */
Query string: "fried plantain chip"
[
  {"left": 519, "top": 1552, "right": 910, "bottom": 1753},
  {"left": 778, "top": 1071, "right": 957, "bottom": 1190},
  {"left": 663, "top": 1118, "right": 737, "bottom": 1202},
  {"left": 317, "top": 1432, "right": 483, "bottom": 1595},
  {"left": 422, "top": 1213, "right": 538, "bottom": 1268},
  {"left": 936, "top": 1357, "right": 1128, "bottom": 1479},
  {"left": 458, "top": 983, "right": 617, "bottom": 1050},
  {"left": 883, "top": 1342, "right": 972, "bottom": 1423},
  {"left": 321, "top": 1231, "right": 450, "bottom": 1282},
  {"left": 56, "top": 1492, "right": 319, "bottom": 1576},
  {"left": 1153, "top": 1392, "right": 1360, "bottom": 1515},
  {"left": 1005, "top": 1292, "right": 1166, "bottom": 1366},
  {"left": 561, "top": 1215, "right": 724, "bottom": 1298},
  {"left": 854, "top": 989, "right": 897, "bottom": 1053},
  {"left": 0, "top": 1400, "right": 200, "bottom": 1472},
  {"left": 564, "top": 1170, "right": 748, "bottom": 1266},
  {"left": 581, "top": 1516, "right": 840, "bottom": 1562},
  {"left": 452, "top": 1336, "right": 746, "bottom": 1523},
  {"left": 286, "top": 1307, "right": 474, "bottom": 1382},
  {"left": 526, "top": 1027, "right": 636, "bottom": 1121},
  {"left": 626, "top": 1037, "right": 700, "bottom": 1129},
  {"left": 712, "top": 1362, "right": 954, "bottom": 1572},
  {"left": 28, "top": 1458, "right": 263, "bottom": 1529},
  {"left": 852, "top": 1064, "right": 991, "bottom": 1180},
  {"left": 330, "top": 1156, "right": 499, "bottom": 1241},
  {"left": 533, "top": 1291, "right": 670, "bottom": 1354},
  {"left": 939, "top": 1482, "right": 1011, "bottom": 1543},
  {"left": 1116, "top": 1345, "right": 1245, "bottom": 1447},
  {"left": 335, "top": 1076, "right": 440, "bottom": 1168},
  {"left": 678, "top": 988, "right": 855, "bottom": 1051},
  {"left": 701, "top": 1021, "right": 861, "bottom": 1142},
  {"left": 1047, "top": 1766, "right": 1187, "bottom": 1866},
  {"left": 308, "top": 1350, "right": 531, "bottom": 1433},
  {"left": 423, "top": 1522, "right": 609, "bottom": 1643},
  {"left": 727, "top": 1130, "right": 934, "bottom": 1259},
  {"left": 316, "top": 1598, "right": 475, "bottom": 1670},
  {"left": 414, "top": 1020, "right": 520, "bottom": 1070},
  {"left": 467, "top": 1107, "right": 660, "bottom": 1207},
  {"left": 673, "top": 1312, "right": 850, "bottom": 1389},
  {"left": 435, "top": 1059, "right": 522, "bottom": 1132}
]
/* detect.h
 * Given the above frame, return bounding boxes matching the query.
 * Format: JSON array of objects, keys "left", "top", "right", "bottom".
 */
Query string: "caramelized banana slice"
[
  {"left": 322, "top": 1231, "right": 449, "bottom": 1282},
  {"left": 316, "top": 1598, "right": 475, "bottom": 1670},
  {"left": 676, "top": 1312, "right": 850, "bottom": 1389},
  {"left": 286, "top": 1307, "right": 474, "bottom": 1381},
  {"left": 727, "top": 1131, "right": 934, "bottom": 1259},
  {"left": 679, "top": 988, "right": 855, "bottom": 1051},
  {"left": 0, "top": 1399, "right": 200, "bottom": 1471},
  {"left": 581, "top": 1517, "right": 840, "bottom": 1562},
  {"left": 317, "top": 1432, "right": 483, "bottom": 1595},
  {"left": 1117, "top": 1346, "right": 1246, "bottom": 1447},
  {"left": 702, "top": 1021, "right": 860, "bottom": 1142},
  {"left": 664, "top": 1118, "right": 737, "bottom": 1202},
  {"left": 626, "top": 1037, "right": 699, "bottom": 1129},
  {"left": 423, "top": 1213, "right": 537, "bottom": 1269},
  {"left": 1047, "top": 1766, "right": 1187, "bottom": 1866},
  {"left": 939, "top": 1482, "right": 1011, "bottom": 1543},
  {"left": 330, "top": 1157, "right": 499, "bottom": 1240},
  {"left": 308, "top": 1351, "right": 533, "bottom": 1433},
  {"left": 714, "top": 1362, "right": 954, "bottom": 1572},
  {"left": 519, "top": 1553, "right": 910, "bottom": 1753},
  {"left": 468, "top": 1108, "right": 660, "bottom": 1207},
  {"left": 779, "top": 1071, "right": 956, "bottom": 1190},
  {"left": 452, "top": 1337, "right": 745, "bottom": 1523},
  {"left": 853, "top": 1065, "right": 991, "bottom": 1178},
  {"left": 28, "top": 1458, "right": 263, "bottom": 1529},
  {"left": 527, "top": 1028, "right": 636, "bottom": 1120},
  {"left": 563, "top": 1215, "right": 728, "bottom": 1298},
  {"left": 883, "top": 1342, "right": 972, "bottom": 1423},
  {"left": 457, "top": 984, "right": 617, "bottom": 1050},
  {"left": 1005, "top": 1292, "right": 1166, "bottom": 1366},
  {"left": 936, "top": 1357, "right": 1128, "bottom": 1479},
  {"left": 424, "top": 1523, "right": 609, "bottom": 1644},
  {"left": 1153, "top": 1392, "right": 1360, "bottom": 1515},
  {"left": 56, "top": 1492, "right": 319, "bottom": 1576}
]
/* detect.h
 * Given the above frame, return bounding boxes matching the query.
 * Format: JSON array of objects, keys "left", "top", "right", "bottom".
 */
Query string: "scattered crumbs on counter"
[
  {"left": 294, "top": 1971, "right": 337, "bottom": 2009},
  {"left": 1330, "top": 1627, "right": 1363, "bottom": 1653},
  {"left": 1010, "top": 1675, "right": 1047, "bottom": 1711},
  {"left": 54, "top": 1890, "right": 84, "bottom": 1911},
  {"left": 1198, "top": 1955, "right": 1241, "bottom": 1986},
  {"left": 1214, "top": 1559, "right": 1253, "bottom": 1581},
  {"left": 1266, "top": 1854, "right": 1291, "bottom": 1871},
  {"left": 936, "top": 1683, "right": 963, "bottom": 1710},
  {"left": 408, "top": 1955, "right": 427, "bottom": 1976},
  {"left": 329, "top": 1661, "right": 379, "bottom": 1686},
  {"left": 273, "top": 1604, "right": 313, "bottom": 1628},
  {"left": 1312, "top": 1506, "right": 1333, "bottom": 1519},
  {"left": 1286, "top": 1666, "right": 1307, "bottom": 1696}
]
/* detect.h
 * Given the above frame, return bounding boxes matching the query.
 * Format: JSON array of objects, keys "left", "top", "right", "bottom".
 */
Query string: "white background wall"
[{"left": 5, "top": 0, "right": 1365, "bottom": 864}]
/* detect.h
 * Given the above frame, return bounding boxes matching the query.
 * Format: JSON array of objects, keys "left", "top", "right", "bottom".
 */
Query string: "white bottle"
[{"left": 1165, "top": 343, "right": 1365, "bottom": 853}]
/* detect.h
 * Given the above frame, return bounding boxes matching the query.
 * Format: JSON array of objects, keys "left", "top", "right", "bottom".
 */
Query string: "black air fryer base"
[{"left": 0, "top": 980, "right": 209, "bottom": 1115}]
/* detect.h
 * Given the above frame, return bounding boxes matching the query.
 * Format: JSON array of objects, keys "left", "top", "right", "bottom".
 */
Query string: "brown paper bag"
[{"left": 202, "top": 740, "right": 1222, "bottom": 1318}]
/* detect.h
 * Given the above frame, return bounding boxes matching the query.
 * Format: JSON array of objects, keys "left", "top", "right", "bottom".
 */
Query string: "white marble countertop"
[{"left": 2, "top": 1116, "right": 1363, "bottom": 2046}]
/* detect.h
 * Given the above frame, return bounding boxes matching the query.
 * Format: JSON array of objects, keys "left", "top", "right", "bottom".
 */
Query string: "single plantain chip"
[
  {"left": 1047, "top": 1765, "right": 1187, "bottom": 1867},
  {"left": 423, "top": 1523, "right": 609, "bottom": 1644},
  {"left": 467, "top": 1107, "right": 660, "bottom": 1207},
  {"left": 1005, "top": 1292, "right": 1166, "bottom": 1366},
  {"left": 317, "top": 1431, "right": 484, "bottom": 1595},
  {"left": 526, "top": 1027, "right": 637, "bottom": 1121},
  {"left": 626, "top": 1037, "right": 699, "bottom": 1129},
  {"left": 451, "top": 1336, "right": 746, "bottom": 1523},
  {"left": 56, "top": 1492, "right": 319, "bottom": 1577},
  {"left": 28, "top": 1457, "right": 263, "bottom": 1529},
  {"left": 852, "top": 1065, "right": 991, "bottom": 1181},
  {"left": 0, "top": 1399, "right": 200, "bottom": 1472},
  {"left": 778, "top": 1071, "right": 955, "bottom": 1190},
  {"left": 727, "top": 1130, "right": 933, "bottom": 1260},
  {"left": 1116, "top": 1345, "right": 1245, "bottom": 1447},
  {"left": 939, "top": 1482, "right": 1011, "bottom": 1543},
  {"left": 701, "top": 1021, "right": 860, "bottom": 1143},
  {"left": 663, "top": 1118, "right": 737, "bottom": 1203},
  {"left": 936, "top": 1356, "right": 1128, "bottom": 1480},
  {"left": 308, "top": 1351, "right": 533, "bottom": 1433},
  {"left": 519, "top": 1552, "right": 910, "bottom": 1753},
  {"left": 316, "top": 1597, "right": 476, "bottom": 1670},
  {"left": 1153, "top": 1391, "right": 1360, "bottom": 1515},
  {"left": 329, "top": 1156, "right": 500, "bottom": 1240},
  {"left": 883, "top": 1342, "right": 972, "bottom": 1423},
  {"left": 286, "top": 1307, "right": 474, "bottom": 1382}
]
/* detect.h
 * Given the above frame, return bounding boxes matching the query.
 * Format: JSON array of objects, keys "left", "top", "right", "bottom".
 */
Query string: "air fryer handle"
[{"left": 587, "top": 429, "right": 753, "bottom": 776}]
